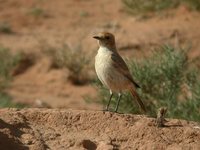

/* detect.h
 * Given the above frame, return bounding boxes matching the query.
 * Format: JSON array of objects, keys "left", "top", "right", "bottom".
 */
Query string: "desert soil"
[
  {"left": 0, "top": 108, "right": 200, "bottom": 150},
  {"left": 0, "top": 0, "right": 200, "bottom": 149},
  {"left": 0, "top": 0, "right": 200, "bottom": 109}
]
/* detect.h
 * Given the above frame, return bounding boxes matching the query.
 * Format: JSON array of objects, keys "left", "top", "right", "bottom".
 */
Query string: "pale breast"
[
  {"left": 95, "top": 48, "right": 112, "bottom": 87},
  {"left": 95, "top": 47, "right": 130, "bottom": 92}
]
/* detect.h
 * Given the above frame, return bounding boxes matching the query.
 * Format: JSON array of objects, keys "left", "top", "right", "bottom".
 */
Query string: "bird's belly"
[{"left": 95, "top": 58, "right": 129, "bottom": 92}]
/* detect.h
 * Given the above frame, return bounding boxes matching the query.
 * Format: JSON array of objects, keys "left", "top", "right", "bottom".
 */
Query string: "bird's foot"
[{"left": 102, "top": 108, "right": 109, "bottom": 112}]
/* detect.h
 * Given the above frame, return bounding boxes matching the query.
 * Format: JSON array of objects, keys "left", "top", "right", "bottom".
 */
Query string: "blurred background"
[{"left": 0, "top": 0, "right": 200, "bottom": 121}]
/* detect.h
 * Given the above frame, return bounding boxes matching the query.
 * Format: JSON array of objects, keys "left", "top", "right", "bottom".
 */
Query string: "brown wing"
[{"left": 111, "top": 52, "right": 140, "bottom": 88}]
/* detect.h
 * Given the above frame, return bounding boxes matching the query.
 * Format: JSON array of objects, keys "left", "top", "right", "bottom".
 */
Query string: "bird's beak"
[{"left": 93, "top": 36, "right": 102, "bottom": 40}]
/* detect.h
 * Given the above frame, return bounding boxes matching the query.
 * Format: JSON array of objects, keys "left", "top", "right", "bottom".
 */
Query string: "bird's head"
[{"left": 93, "top": 32, "right": 116, "bottom": 50}]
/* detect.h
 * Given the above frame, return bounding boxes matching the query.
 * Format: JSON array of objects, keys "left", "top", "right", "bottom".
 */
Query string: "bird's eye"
[{"left": 105, "top": 36, "right": 110, "bottom": 40}]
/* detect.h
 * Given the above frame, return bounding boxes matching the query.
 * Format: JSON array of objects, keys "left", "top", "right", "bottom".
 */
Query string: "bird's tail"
[{"left": 129, "top": 87, "right": 146, "bottom": 113}]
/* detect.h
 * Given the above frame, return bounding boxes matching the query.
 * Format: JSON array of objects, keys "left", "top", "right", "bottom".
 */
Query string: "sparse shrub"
[
  {"left": 0, "top": 46, "right": 21, "bottom": 89},
  {"left": 0, "top": 92, "right": 25, "bottom": 108},
  {"left": 0, "top": 22, "right": 13, "bottom": 34},
  {"left": 96, "top": 45, "right": 200, "bottom": 121},
  {"left": 28, "top": 7, "right": 47, "bottom": 18},
  {"left": 184, "top": 0, "right": 200, "bottom": 11},
  {"left": 122, "top": 0, "right": 200, "bottom": 16},
  {"left": 45, "top": 44, "right": 92, "bottom": 85},
  {"left": 12, "top": 52, "right": 35, "bottom": 76},
  {"left": 79, "top": 11, "right": 89, "bottom": 17},
  {"left": 0, "top": 46, "right": 26, "bottom": 108},
  {"left": 44, "top": 46, "right": 63, "bottom": 69}
]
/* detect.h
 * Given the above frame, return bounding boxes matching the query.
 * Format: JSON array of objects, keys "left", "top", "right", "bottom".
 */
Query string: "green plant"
[
  {"left": 96, "top": 45, "right": 200, "bottom": 121},
  {"left": 79, "top": 11, "right": 89, "bottom": 17},
  {"left": 0, "top": 22, "right": 13, "bottom": 34},
  {"left": 0, "top": 92, "right": 25, "bottom": 108},
  {"left": 28, "top": 7, "right": 46, "bottom": 17},
  {"left": 184, "top": 0, "right": 200, "bottom": 11},
  {"left": 0, "top": 46, "right": 21, "bottom": 89},
  {"left": 45, "top": 44, "right": 92, "bottom": 85},
  {"left": 122, "top": 0, "right": 200, "bottom": 16},
  {"left": 0, "top": 46, "right": 25, "bottom": 108}
]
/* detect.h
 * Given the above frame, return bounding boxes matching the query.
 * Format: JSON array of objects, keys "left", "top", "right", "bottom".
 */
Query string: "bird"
[{"left": 93, "top": 32, "right": 146, "bottom": 113}]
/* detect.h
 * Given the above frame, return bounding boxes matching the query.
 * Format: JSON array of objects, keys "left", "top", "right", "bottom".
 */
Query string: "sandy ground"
[
  {"left": 0, "top": 1, "right": 200, "bottom": 149},
  {"left": 0, "top": 108, "right": 200, "bottom": 150},
  {"left": 0, "top": 0, "right": 200, "bottom": 109}
]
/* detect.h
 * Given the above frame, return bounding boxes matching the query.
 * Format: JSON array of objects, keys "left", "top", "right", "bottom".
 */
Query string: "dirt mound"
[
  {"left": 0, "top": 0, "right": 200, "bottom": 110},
  {"left": 0, "top": 109, "right": 199, "bottom": 150}
]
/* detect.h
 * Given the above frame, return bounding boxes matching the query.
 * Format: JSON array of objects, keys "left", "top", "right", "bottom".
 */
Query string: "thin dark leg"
[
  {"left": 114, "top": 93, "right": 122, "bottom": 112},
  {"left": 106, "top": 92, "right": 113, "bottom": 111}
]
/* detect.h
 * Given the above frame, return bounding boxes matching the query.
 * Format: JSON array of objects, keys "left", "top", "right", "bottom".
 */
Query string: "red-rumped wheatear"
[{"left": 93, "top": 32, "right": 146, "bottom": 113}]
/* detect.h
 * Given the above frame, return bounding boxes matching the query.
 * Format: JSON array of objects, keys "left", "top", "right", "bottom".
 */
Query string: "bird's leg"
[
  {"left": 114, "top": 93, "right": 122, "bottom": 112},
  {"left": 106, "top": 90, "right": 113, "bottom": 111}
]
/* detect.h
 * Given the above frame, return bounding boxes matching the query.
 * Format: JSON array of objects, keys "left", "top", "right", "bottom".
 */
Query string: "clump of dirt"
[{"left": 0, "top": 108, "right": 199, "bottom": 150}]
